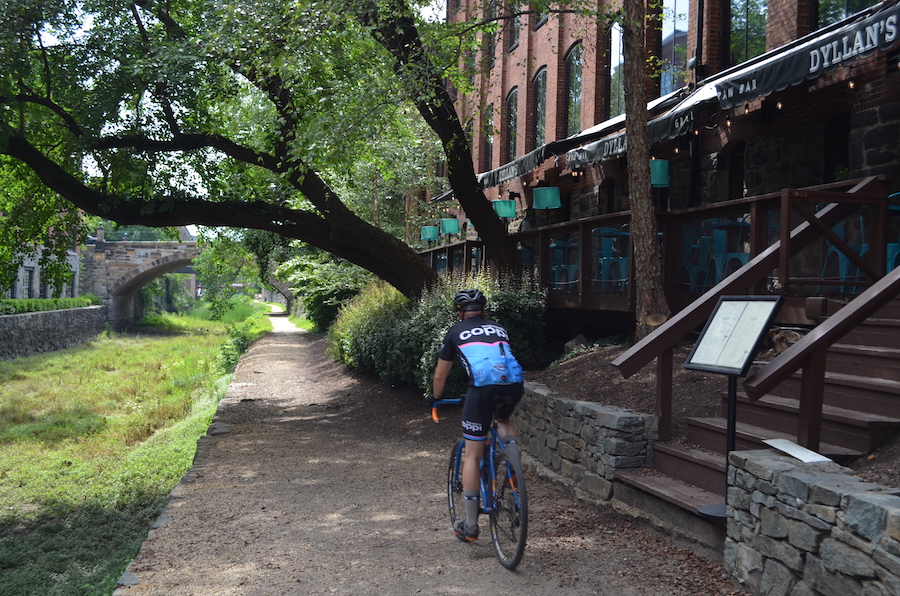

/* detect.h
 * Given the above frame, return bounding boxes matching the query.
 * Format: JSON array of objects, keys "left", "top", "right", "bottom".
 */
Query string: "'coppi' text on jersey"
[{"left": 457, "top": 324, "right": 509, "bottom": 342}]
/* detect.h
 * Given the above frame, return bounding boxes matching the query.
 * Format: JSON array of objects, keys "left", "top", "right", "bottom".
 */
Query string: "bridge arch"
[{"left": 109, "top": 251, "right": 197, "bottom": 330}]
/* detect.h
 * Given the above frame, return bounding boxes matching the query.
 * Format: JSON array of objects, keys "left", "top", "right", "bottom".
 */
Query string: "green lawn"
[{"left": 0, "top": 306, "right": 277, "bottom": 596}]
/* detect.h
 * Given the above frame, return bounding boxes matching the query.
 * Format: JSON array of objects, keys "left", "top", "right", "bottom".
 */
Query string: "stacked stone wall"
[
  {"left": 513, "top": 383, "right": 658, "bottom": 501},
  {"left": 0, "top": 306, "right": 107, "bottom": 361},
  {"left": 726, "top": 449, "right": 900, "bottom": 596}
]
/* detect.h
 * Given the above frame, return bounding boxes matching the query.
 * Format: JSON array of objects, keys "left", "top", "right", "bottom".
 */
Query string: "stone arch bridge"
[{"left": 80, "top": 238, "right": 200, "bottom": 331}]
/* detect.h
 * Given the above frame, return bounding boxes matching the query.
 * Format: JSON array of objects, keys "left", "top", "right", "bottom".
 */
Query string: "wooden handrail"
[
  {"left": 610, "top": 176, "right": 891, "bottom": 440},
  {"left": 742, "top": 265, "right": 900, "bottom": 450}
]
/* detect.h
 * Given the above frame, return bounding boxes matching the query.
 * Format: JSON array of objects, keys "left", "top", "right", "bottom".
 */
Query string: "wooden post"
[
  {"left": 656, "top": 347, "right": 673, "bottom": 441},
  {"left": 797, "top": 348, "right": 827, "bottom": 451}
]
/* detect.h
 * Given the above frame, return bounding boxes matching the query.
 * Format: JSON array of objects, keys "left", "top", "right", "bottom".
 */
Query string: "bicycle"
[{"left": 432, "top": 397, "right": 528, "bottom": 570}]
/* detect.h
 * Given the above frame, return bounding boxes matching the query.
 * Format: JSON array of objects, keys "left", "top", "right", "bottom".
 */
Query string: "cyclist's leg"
[
  {"left": 459, "top": 386, "right": 490, "bottom": 537},
  {"left": 495, "top": 383, "right": 524, "bottom": 459}
]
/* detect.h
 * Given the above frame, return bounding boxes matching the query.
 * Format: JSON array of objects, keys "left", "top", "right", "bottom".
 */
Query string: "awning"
[
  {"left": 475, "top": 90, "right": 688, "bottom": 189},
  {"left": 565, "top": 83, "right": 718, "bottom": 169},
  {"left": 714, "top": 1, "right": 900, "bottom": 109},
  {"left": 476, "top": 145, "right": 555, "bottom": 189},
  {"left": 428, "top": 189, "right": 454, "bottom": 204}
]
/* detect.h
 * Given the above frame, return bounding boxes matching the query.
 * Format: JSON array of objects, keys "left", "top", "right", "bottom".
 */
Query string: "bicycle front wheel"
[
  {"left": 489, "top": 450, "right": 528, "bottom": 570},
  {"left": 446, "top": 440, "right": 466, "bottom": 529}
]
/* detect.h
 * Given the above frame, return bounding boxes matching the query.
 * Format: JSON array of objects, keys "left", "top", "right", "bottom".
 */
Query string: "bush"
[
  {"left": 0, "top": 296, "right": 99, "bottom": 315},
  {"left": 327, "top": 272, "right": 546, "bottom": 397}
]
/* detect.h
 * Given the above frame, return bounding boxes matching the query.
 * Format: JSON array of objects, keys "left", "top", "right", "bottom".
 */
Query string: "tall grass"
[{"left": 0, "top": 305, "right": 269, "bottom": 596}]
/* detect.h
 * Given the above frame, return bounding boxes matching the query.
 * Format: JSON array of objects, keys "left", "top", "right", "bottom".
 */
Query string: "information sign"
[{"left": 685, "top": 296, "right": 784, "bottom": 377}]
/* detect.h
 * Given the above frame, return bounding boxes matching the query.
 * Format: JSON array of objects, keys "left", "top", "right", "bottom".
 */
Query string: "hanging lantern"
[
  {"left": 440, "top": 218, "right": 460, "bottom": 235},
  {"left": 532, "top": 187, "right": 561, "bottom": 209},
  {"left": 420, "top": 226, "right": 439, "bottom": 242},
  {"left": 492, "top": 199, "right": 517, "bottom": 218},
  {"left": 650, "top": 159, "right": 670, "bottom": 188}
]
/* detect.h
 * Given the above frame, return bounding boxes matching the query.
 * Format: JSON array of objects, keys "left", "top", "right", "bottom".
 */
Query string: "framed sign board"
[{"left": 685, "top": 296, "right": 785, "bottom": 377}]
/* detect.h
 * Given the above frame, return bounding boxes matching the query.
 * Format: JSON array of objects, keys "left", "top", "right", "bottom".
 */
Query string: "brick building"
[
  {"left": 451, "top": 0, "right": 899, "bottom": 214},
  {"left": 435, "top": 0, "right": 900, "bottom": 331}
]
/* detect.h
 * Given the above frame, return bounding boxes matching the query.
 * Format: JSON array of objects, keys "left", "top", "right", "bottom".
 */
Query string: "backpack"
[{"left": 471, "top": 343, "right": 524, "bottom": 387}]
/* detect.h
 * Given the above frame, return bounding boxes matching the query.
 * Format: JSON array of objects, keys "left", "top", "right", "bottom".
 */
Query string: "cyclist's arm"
[{"left": 432, "top": 357, "right": 453, "bottom": 399}]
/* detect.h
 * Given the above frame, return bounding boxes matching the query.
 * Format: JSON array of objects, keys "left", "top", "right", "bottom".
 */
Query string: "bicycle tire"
[
  {"left": 446, "top": 440, "right": 466, "bottom": 530},
  {"left": 489, "top": 450, "right": 528, "bottom": 569}
]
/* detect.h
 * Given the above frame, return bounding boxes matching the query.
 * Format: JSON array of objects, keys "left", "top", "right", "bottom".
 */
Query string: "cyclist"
[{"left": 430, "top": 289, "right": 524, "bottom": 542}]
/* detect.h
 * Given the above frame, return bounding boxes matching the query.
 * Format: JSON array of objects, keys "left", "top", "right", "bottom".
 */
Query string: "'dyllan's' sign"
[{"left": 715, "top": 2, "right": 899, "bottom": 109}]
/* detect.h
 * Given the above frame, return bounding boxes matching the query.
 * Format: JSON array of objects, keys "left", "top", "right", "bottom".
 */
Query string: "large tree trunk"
[{"left": 622, "top": 0, "right": 671, "bottom": 339}]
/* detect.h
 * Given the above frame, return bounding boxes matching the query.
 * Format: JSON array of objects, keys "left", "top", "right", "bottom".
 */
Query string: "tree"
[
  {"left": 621, "top": 0, "right": 671, "bottom": 339},
  {"left": 0, "top": 0, "right": 510, "bottom": 303}
]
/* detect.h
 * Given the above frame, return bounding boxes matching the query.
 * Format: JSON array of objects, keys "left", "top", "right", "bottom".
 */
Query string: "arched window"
[
  {"left": 506, "top": 88, "right": 518, "bottom": 162},
  {"left": 508, "top": 12, "right": 520, "bottom": 50},
  {"left": 483, "top": 105, "right": 494, "bottom": 172},
  {"left": 728, "top": 0, "right": 767, "bottom": 66},
  {"left": 532, "top": 68, "right": 547, "bottom": 148},
  {"left": 564, "top": 43, "right": 583, "bottom": 137},
  {"left": 607, "top": 25, "right": 625, "bottom": 118},
  {"left": 483, "top": 0, "right": 497, "bottom": 70}
]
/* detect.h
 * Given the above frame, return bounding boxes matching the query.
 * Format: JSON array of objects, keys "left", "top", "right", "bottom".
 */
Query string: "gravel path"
[{"left": 113, "top": 312, "right": 743, "bottom": 596}]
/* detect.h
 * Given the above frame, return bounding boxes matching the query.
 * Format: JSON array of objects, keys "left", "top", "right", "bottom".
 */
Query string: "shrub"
[
  {"left": 0, "top": 296, "right": 98, "bottom": 315},
  {"left": 327, "top": 272, "right": 546, "bottom": 397}
]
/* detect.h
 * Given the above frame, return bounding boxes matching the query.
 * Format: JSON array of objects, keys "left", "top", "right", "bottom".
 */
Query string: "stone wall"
[
  {"left": 0, "top": 306, "right": 107, "bottom": 361},
  {"left": 725, "top": 449, "right": 900, "bottom": 596},
  {"left": 513, "top": 382, "right": 658, "bottom": 502}
]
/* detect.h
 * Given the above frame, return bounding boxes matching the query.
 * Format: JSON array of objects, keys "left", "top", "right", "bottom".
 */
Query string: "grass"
[{"left": 0, "top": 301, "right": 273, "bottom": 596}]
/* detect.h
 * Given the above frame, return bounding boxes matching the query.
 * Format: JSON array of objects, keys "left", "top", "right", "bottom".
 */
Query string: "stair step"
[
  {"left": 652, "top": 443, "right": 726, "bottom": 496},
  {"left": 842, "top": 318, "right": 900, "bottom": 348},
  {"left": 767, "top": 372, "right": 900, "bottom": 417},
  {"left": 686, "top": 417, "right": 864, "bottom": 461},
  {"left": 729, "top": 392, "right": 900, "bottom": 453},
  {"left": 615, "top": 469, "right": 724, "bottom": 515},
  {"left": 827, "top": 344, "right": 900, "bottom": 382}
]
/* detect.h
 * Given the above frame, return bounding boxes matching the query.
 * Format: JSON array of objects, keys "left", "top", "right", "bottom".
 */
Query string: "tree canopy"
[{"left": 0, "top": 0, "right": 506, "bottom": 299}]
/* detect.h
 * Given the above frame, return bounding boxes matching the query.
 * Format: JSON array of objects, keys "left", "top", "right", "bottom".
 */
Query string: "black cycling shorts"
[{"left": 461, "top": 383, "right": 524, "bottom": 441}]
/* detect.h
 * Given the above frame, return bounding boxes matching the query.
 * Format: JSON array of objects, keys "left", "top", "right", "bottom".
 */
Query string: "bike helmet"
[{"left": 453, "top": 289, "right": 486, "bottom": 312}]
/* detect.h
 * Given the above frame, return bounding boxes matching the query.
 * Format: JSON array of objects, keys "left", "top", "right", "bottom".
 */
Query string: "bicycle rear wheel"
[
  {"left": 446, "top": 440, "right": 466, "bottom": 529},
  {"left": 489, "top": 450, "right": 527, "bottom": 569}
]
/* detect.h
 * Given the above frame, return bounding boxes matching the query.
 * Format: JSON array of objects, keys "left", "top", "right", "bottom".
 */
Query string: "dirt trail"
[{"left": 114, "top": 312, "right": 743, "bottom": 596}]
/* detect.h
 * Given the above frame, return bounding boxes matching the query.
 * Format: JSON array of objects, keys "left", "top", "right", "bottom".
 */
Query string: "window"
[
  {"left": 564, "top": 43, "right": 584, "bottom": 137},
  {"left": 729, "top": 0, "right": 767, "bottom": 66},
  {"left": 607, "top": 25, "right": 625, "bottom": 118},
  {"left": 823, "top": 113, "right": 850, "bottom": 183},
  {"left": 717, "top": 142, "right": 747, "bottom": 199},
  {"left": 483, "top": 1, "right": 497, "bottom": 70},
  {"left": 25, "top": 268, "right": 35, "bottom": 299},
  {"left": 532, "top": 68, "right": 547, "bottom": 148},
  {"left": 660, "top": 0, "right": 689, "bottom": 96},
  {"left": 483, "top": 105, "right": 494, "bottom": 171},
  {"left": 508, "top": 12, "right": 520, "bottom": 50},
  {"left": 506, "top": 88, "right": 518, "bottom": 162},
  {"left": 817, "top": 0, "right": 872, "bottom": 28}
]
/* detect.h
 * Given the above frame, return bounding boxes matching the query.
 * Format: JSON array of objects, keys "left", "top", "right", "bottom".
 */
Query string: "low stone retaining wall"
[
  {"left": 514, "top": 382, "right": 658, "bottom": 502},
  {"left": 0, "top": 306, "right": 107, "bottom": 360},
  {"left": 726, "top": 449, "right": 900, "bottom": 596}
]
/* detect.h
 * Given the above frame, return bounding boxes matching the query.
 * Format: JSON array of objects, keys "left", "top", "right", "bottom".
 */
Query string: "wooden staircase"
[{"left": 616, "top": 298, "right": 900, "bottom": 515}]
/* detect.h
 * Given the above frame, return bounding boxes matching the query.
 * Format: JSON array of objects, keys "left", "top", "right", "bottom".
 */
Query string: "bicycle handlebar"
[{"left": 431, "top": 398, "right": 462, "bottom": 423}]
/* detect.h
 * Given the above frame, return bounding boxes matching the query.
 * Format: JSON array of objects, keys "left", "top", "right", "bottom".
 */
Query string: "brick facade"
[{"left": 451, "top": 0, "right": 900, "bottom": 219}]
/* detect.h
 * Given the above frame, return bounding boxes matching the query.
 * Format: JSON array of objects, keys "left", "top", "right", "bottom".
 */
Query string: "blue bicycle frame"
[{"left": 432, "top": 398, "right": 512, "bottom": 515}]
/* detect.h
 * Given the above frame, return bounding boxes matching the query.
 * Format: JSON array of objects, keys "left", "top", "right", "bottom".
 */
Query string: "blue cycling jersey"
[{"left": 439, "top": 316, "right": 523, "bottom": 386}]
